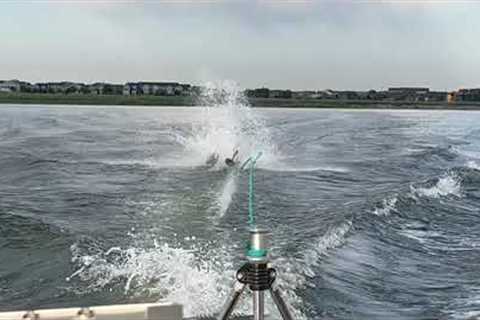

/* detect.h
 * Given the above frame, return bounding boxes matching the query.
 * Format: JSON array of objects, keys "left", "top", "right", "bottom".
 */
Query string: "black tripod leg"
[
  {"left": 217, "top": 281, "right": 247, "bottom": 320},
  {"left": 269, "top": 286, "right": 294, "bottom": 320}
]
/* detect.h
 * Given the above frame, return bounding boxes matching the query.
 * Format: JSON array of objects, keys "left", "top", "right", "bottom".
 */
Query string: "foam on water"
[
  {"left": 467, "top": 160, "right": 480, "bottom": 171},
  {"left": 68, "top": 236, "right": 309, "bottom": 319},
  {"left": 372, "top": 196, "right": 398, "bottom": 216},
  {"left": 453, "top": 147, "right": 480, "bottom": 160},
  {"left": 68, "top": 238, "right": 236, "bottom": 317},
  {"left": 302, "top": 221, "right": 353, "bottom": 277},
  {"left": 412, "top": 172, "right": 462, "bottom": 198}
]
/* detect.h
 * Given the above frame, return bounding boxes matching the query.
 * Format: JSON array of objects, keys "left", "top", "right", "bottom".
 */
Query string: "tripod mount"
[
  {"left": 217, "top": 228, "right": 294, "bottom": 320},
  {"left": 218, "top": 152, "right": 294, "bottom": 320}
]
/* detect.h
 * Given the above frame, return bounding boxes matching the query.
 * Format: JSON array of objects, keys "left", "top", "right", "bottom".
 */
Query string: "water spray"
[{"left": 218, "top": 152, "right": 294, "bottom": 320}]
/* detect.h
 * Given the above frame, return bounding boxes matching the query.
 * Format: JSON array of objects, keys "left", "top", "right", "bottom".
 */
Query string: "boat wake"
[
  {"left": 67, "top": 234, "right": 309, "bottom": 319},
  {"left": 67, "top": 238, "right": 234, "bottom": 318}
]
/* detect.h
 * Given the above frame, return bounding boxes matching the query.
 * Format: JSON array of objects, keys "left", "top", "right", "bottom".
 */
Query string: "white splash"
[
  {"left": 68, "top": 238, "right": 309, "bottom": 319},
  {"left": 302, "top": 221, "right": 353, "bottom": 277},
  {"left": 68, "top": 240, "right": 235, "bottom": 318},
  {"left": 412, "top": 173, "right": 462, "bottom": 198},
  {"left": 467, "top": 161, "right": 480, "bottom": 170},
  {"left": 373, "top": 196, "right": 398, "bottom": 216},
  {"left": 173, "top": 80, "right": 278, "bottom": 169},
  {"left": 454, "top": 148, "right": 480, "bottom": 160},
  {"left": 213, "top": 172, "right": 237, "bottom": 218},
  {"left": 167, "top": 81, "right": 281, "bottom": 218}
]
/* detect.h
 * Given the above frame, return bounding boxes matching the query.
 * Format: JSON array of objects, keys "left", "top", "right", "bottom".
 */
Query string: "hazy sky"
[{"left": 1, "top": 1, "right": 479, "bottom": 90}]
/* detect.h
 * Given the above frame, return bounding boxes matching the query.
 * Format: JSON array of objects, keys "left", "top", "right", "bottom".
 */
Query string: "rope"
[{"left": 240, "top": 152, "right": 262, "bottom": 227}]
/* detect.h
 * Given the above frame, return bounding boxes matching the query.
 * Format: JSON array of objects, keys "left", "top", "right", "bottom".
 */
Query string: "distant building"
[
  {"left": 0, "top": 81, "right": 19, "bottom": 93},
  {"left": 47, "top": 82, "right": 67, "bottom": 93},
  {"left": 87, "top": 83, "right": 105, "bottom": 95},
  {"left": 269, "top": 90, "right": 292, "bottom": 99},
  {"left": 308, "top": 91, "right": 325, "bottom": 99},
  {"left": 123, "top": 82, "right": 138, "bottom": 95},
  {"left": 291, "top": 91, "right": 316, "bottom": 99},
  {"left": 34, "top": 82, "right": 84, "bottom": 94},
  {"left": 123, "top": 82, "right": 188, "bottom": 96},
  {"left": 34, "top": 83, "right": 52, "bottom": 93},
  {"left": 245, "top": 88, "right": 270, "bottom": 98},
  {"left": 357, "top": 90, "right": 380, "bottom": 100},
  {"left": 63, "top": 82, "right": 84, "bottom": 94},
  {"left": 0, "top": 80, "right": 31, "bottom": 93},
  {"left": 425, "top": 91, "right": 448, "bottom": 102},
  {"left": 100, "top": 84, "right": 123, "bottom": 95},
  {"left": 81, "top": 83, "right": 122, "bottom": 95},
  {"left": 145, "top": 82, "right": 178, "bottom": 95},
  {"left": 321, "top": 90, "right": 339, "bottom": 99},
  {"left": 386, "top": 87, "right": 430, "bottom": 101},
  {"left": 456, "top": 88, "right": 480, "bottom": 102},
  {"left": 0, "top": 85, "right": 13, "bottom": 93},
  {"left": 337, "top": 91, "right": 359, "bottom": 100},
  {"left": 179, "top": 84, "right": 192, "bottom": 96},
  {"left": 388, "top": 87, "right": 429, "bottom": 94},
  {"left": 375, "top": 91, "right": 388, "bottom": 100},
  {"left": 1, "top": 78, "right": 473, "bottom": 105}
]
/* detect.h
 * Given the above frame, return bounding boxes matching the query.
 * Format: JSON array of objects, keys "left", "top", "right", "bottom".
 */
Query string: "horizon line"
[{"left": 1, "top": 78, "right": 478, "bottom": 93}]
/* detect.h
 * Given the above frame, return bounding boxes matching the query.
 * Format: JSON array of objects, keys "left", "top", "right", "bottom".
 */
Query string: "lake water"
[{"left": 1, "top": 99, "right": 480, "bottom": 319}]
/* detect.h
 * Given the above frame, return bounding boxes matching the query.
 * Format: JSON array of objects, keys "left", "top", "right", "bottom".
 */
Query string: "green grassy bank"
[
  {"left": 1, "top": 92, "right": 479, "bottom": 110},
  {"left": 0, "top": 92, "right": 195, "bottom": 106}
]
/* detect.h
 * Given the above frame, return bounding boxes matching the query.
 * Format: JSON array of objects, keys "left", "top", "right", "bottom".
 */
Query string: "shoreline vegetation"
[{"left": 1, "top": 92, "right": 480, "bottom": 110}]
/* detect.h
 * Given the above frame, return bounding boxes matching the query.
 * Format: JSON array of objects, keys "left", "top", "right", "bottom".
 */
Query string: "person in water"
[
  {"left": 205, "top": 152, "right": 219, "bottom": 166},
  {"left": 225, "top": 149, "right": 239, "bottom": 167}
]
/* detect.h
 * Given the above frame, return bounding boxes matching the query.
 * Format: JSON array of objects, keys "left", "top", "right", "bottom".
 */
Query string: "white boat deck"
[{"left": 0, "top": 302, "right": 182, "bottom": 320}]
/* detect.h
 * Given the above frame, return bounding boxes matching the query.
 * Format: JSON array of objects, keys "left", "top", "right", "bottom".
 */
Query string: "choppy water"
[{"left": 1, "top": 94, "right": 480, "bottom": 319}]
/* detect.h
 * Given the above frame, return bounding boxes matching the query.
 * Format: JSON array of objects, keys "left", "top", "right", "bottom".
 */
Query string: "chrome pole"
[{"left": 253, "top": 290, "right": 265, "bottom": 320}]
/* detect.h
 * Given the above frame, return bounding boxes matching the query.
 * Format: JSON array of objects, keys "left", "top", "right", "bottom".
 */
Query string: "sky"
[{"left": 1, "top": 0, "right": 479, "bottom": 91}]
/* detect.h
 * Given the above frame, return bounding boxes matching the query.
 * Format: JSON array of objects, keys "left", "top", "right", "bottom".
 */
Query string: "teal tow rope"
[
  {"left": 240, "top": 152, "right": 262, "bottom": 228},
  {"left": 240, "top": 152, "right": 265, "bottom": 259}
]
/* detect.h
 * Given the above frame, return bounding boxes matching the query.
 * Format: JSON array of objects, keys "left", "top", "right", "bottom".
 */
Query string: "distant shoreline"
[{"left": 1, "top": 93, "right": 480, "bottom": 110}]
